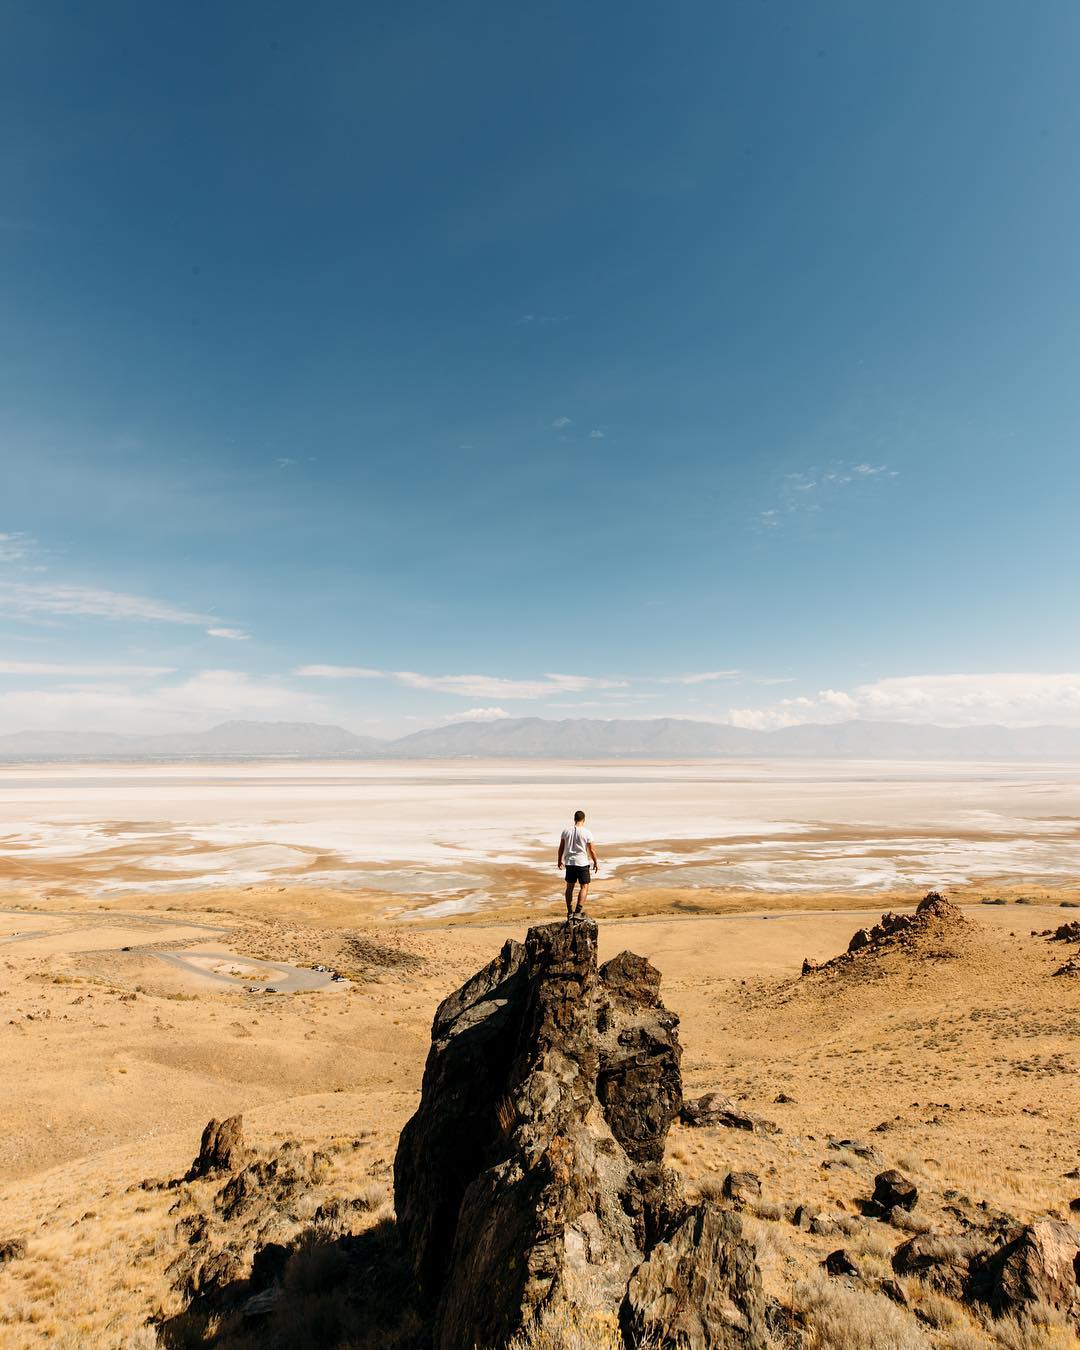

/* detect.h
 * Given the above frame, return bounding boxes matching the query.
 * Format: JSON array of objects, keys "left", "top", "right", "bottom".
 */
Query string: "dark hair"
[{"left": 574, "top": 810, "right": 586, "bottom": 822}]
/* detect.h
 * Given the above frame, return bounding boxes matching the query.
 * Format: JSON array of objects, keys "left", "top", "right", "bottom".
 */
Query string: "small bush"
[
  {"left": 794, "top": 1273, "right": 926, "bottom": 1350},
  {"left": 283, "top": 1231, "right": 348, "bottom": 1296},
  {"left": 507, "top": 1304, "right": 628, "bottom": 1350},
  {"left": 978, "top": 1299, "right": 1074, "bottom": 1350},
  {"left": 914, "top": 1289, "right": 964, "bottom": 1329},
  {"left": 356, "top": 1182, "right": 388, "bottom": 1212}
]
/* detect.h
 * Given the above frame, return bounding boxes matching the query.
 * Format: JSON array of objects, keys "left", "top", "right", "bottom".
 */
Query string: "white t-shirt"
[{"left": 561, "top": 824, "right": 593, "bottom": 865}]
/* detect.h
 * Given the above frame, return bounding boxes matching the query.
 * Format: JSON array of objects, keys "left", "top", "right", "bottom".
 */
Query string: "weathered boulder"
[
  {"left": 723, "top": 1171, "right": 762, "bottom": 1208},
  {"left": 823, "top": 1249, "right": 860, "bottom": 1278},
  {"left": 394, "top": 919, "right": 726, "bottom": 1350},
  {"left": 1051, "top": 921, "right": 1080, "bottom": 942},
  {"left": 801, "top": 957, "right": 819, "bottom": 975},
  {"left": 829, "top": 1137, "right": 883, "bottom": 1166},
  {"left": 215, "top": 1142, "right": 329, "bottom": 1223},
  {"left": 680, "top": 1093, "right": 780, "bottom": 1136},
  {"left": 874, "top": 1169, "right": 919, "bottom": 1213},
  {"left": 978, "top": 1219, "right": 1080, "bottom": 1318},
  {"left": 892, "top": 1232, "right": 986, "bottom": 1300},
  {"left": 0, "top": 1237, "right": 26, "bottom": 1264},
  {"left": 621, "top": 1204, "right": 766, "bottom": 1349},
  {"left": 187, "top": 1115, "right": 247, "bottom": 1179},
  {"left": 847, "top": 928, "right": 873, "bottom": 953}
]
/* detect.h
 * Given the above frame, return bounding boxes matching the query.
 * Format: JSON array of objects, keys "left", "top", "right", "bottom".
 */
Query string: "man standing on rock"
[{"left": 557, "top": 810, "right": 599, "bottom": 920}]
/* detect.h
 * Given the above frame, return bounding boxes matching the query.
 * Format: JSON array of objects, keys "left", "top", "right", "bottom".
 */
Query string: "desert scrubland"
[{"left": 1, "top": 760, "right": 1079, "bottom": 1346}]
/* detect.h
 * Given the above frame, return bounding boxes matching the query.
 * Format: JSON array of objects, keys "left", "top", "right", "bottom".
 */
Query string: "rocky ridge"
[{"left": 802, "top": 891, "right": 971, "bottom": 979}]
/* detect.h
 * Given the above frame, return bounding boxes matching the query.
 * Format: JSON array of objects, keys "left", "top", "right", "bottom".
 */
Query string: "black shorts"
[{"left": 565, "top": 864, "right": 592, "bottom": 885}]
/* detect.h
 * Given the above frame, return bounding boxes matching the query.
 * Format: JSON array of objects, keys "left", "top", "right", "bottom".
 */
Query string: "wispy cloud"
[
  {"left": 658, "top": 670, "right": 741, "bottom": 685},
  {"left": 0, "top": 581, "right": 248, "bottom": 640},
  {"left": 448, "top": 706, "right": 510, "bottom": 722},
  {"left": 295, "top": 664, "right": 385, "bottom": 679},
  {"left": 206, "top": 627, "right": 250, "bottom": 641},
  {"left": 589, "top": 428, "right": 607, "bottom": 440},
  {"left": 296, "top": 666, "right": 628, "bottom": 700},
  {"left": 552, "top": 416, "right": 572, "bottom": 429},
  {"left": 758, "top": 459, "right": 898, "bottom": 529},
  {"left": 0, "top": 532, "right": 32, "bottom": 563},
  {"left": 0, "top": 660, "right": 175, "bottom": 677},
  {"left": 0, "top": 581, "right": 210, "bottom": 625},
  {"left": 726, "top": 672, "right": 1080, "bottom": 730}
]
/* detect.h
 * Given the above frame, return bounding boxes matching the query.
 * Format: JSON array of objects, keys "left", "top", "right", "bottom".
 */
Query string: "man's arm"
[
  {"left": 588, "top": 840, "right": 599, "bottom": 872},
  {"left": 557, "top": 833, "right": 565, "bottom": 869}
]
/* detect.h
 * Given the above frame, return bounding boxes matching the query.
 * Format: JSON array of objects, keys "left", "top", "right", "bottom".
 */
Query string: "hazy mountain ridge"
[
  {"left": 5, "top": 716, "right": 1080, "bottom": 760},
  {"left": 0, "top": 720, "right": 384, "bottom": 759}
]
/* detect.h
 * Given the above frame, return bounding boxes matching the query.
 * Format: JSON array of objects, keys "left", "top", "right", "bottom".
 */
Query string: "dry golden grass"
[{"left": 1, "top": 883, "right": 1079, "bottom": 1345}]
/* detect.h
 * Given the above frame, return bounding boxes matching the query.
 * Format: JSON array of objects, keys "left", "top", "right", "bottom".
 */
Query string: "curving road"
[
  {"left": 149, "top": 949, "right": 339, "bottom": 992},
  {"left": 0, "top": 906, "right": 339, "bottom": 993}
]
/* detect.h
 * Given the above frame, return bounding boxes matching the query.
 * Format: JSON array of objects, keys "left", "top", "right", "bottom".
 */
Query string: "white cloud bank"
[
  {"left": 0, "top": 669, "right": 328, "bottom": 736},
  {"left": 727, "top": 673, "right": 1080, "bottom": 730},
  {"left": 449, "top": 706, "right": 510, "bottom": 722}
]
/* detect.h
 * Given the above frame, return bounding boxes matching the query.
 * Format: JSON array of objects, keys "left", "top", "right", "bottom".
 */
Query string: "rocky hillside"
[{"left": 133, "top": 908, "right": 1080, "bottom": 1348}]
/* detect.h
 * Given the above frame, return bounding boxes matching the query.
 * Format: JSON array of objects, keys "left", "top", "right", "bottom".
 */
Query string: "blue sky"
[{"left": 3, "top": 1, "right": 1080, "bottom": 735}]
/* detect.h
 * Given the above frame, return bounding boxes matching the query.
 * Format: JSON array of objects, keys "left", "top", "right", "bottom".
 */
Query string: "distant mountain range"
[
  {"left": 4, "top": 716, "right": 1080, "bottom": 760},
  {"left": 0, "top": 720, "right": 385, "bottom": 759}
]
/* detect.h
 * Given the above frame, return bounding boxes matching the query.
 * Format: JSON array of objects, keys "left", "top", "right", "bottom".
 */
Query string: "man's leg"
[
  {"left": 565, "top": 879, "right": 575, "bottom": 917},
  {"left": 575, "top": 880, "right": 590, "bottom": 914}
]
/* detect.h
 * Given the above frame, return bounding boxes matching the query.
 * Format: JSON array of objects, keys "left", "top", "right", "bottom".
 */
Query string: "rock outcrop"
[
  {"left": 186, "top": 1115, "right": 247, "bottom": 1179},
  {"left": 394, "top": 918, "right": 763, "bottom": 1350},
  {"left": 809, "top": 891, "right": 970, "bottom": 977},
  {"left": 680, "top": 1092, "right": 780, "bottom": 1136},
  {"left": 894, "top": 1220, "right": 1080, "bottom": 1323},
  {"left": 979, "top": 1219, "right": 1080, "bottom": 1319},
  {"left": 873, "top": 1169, "right": 918, "bottom": 1213},
  {"left": 621, "top": 1204, "right": 765, "bottom": 1348},
  {"left": 892, "top": 1232, "right": 986, "bottom": 1300}
]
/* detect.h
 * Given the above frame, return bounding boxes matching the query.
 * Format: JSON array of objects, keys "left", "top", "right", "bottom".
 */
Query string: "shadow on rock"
[{"left": 157, "top": 1218, "right": 425, "bottom": 1350}]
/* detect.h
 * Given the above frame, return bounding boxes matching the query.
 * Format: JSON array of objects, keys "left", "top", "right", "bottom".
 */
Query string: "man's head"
[{"left": 574, "top": 810, "right": 586, "bottom": 823}]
